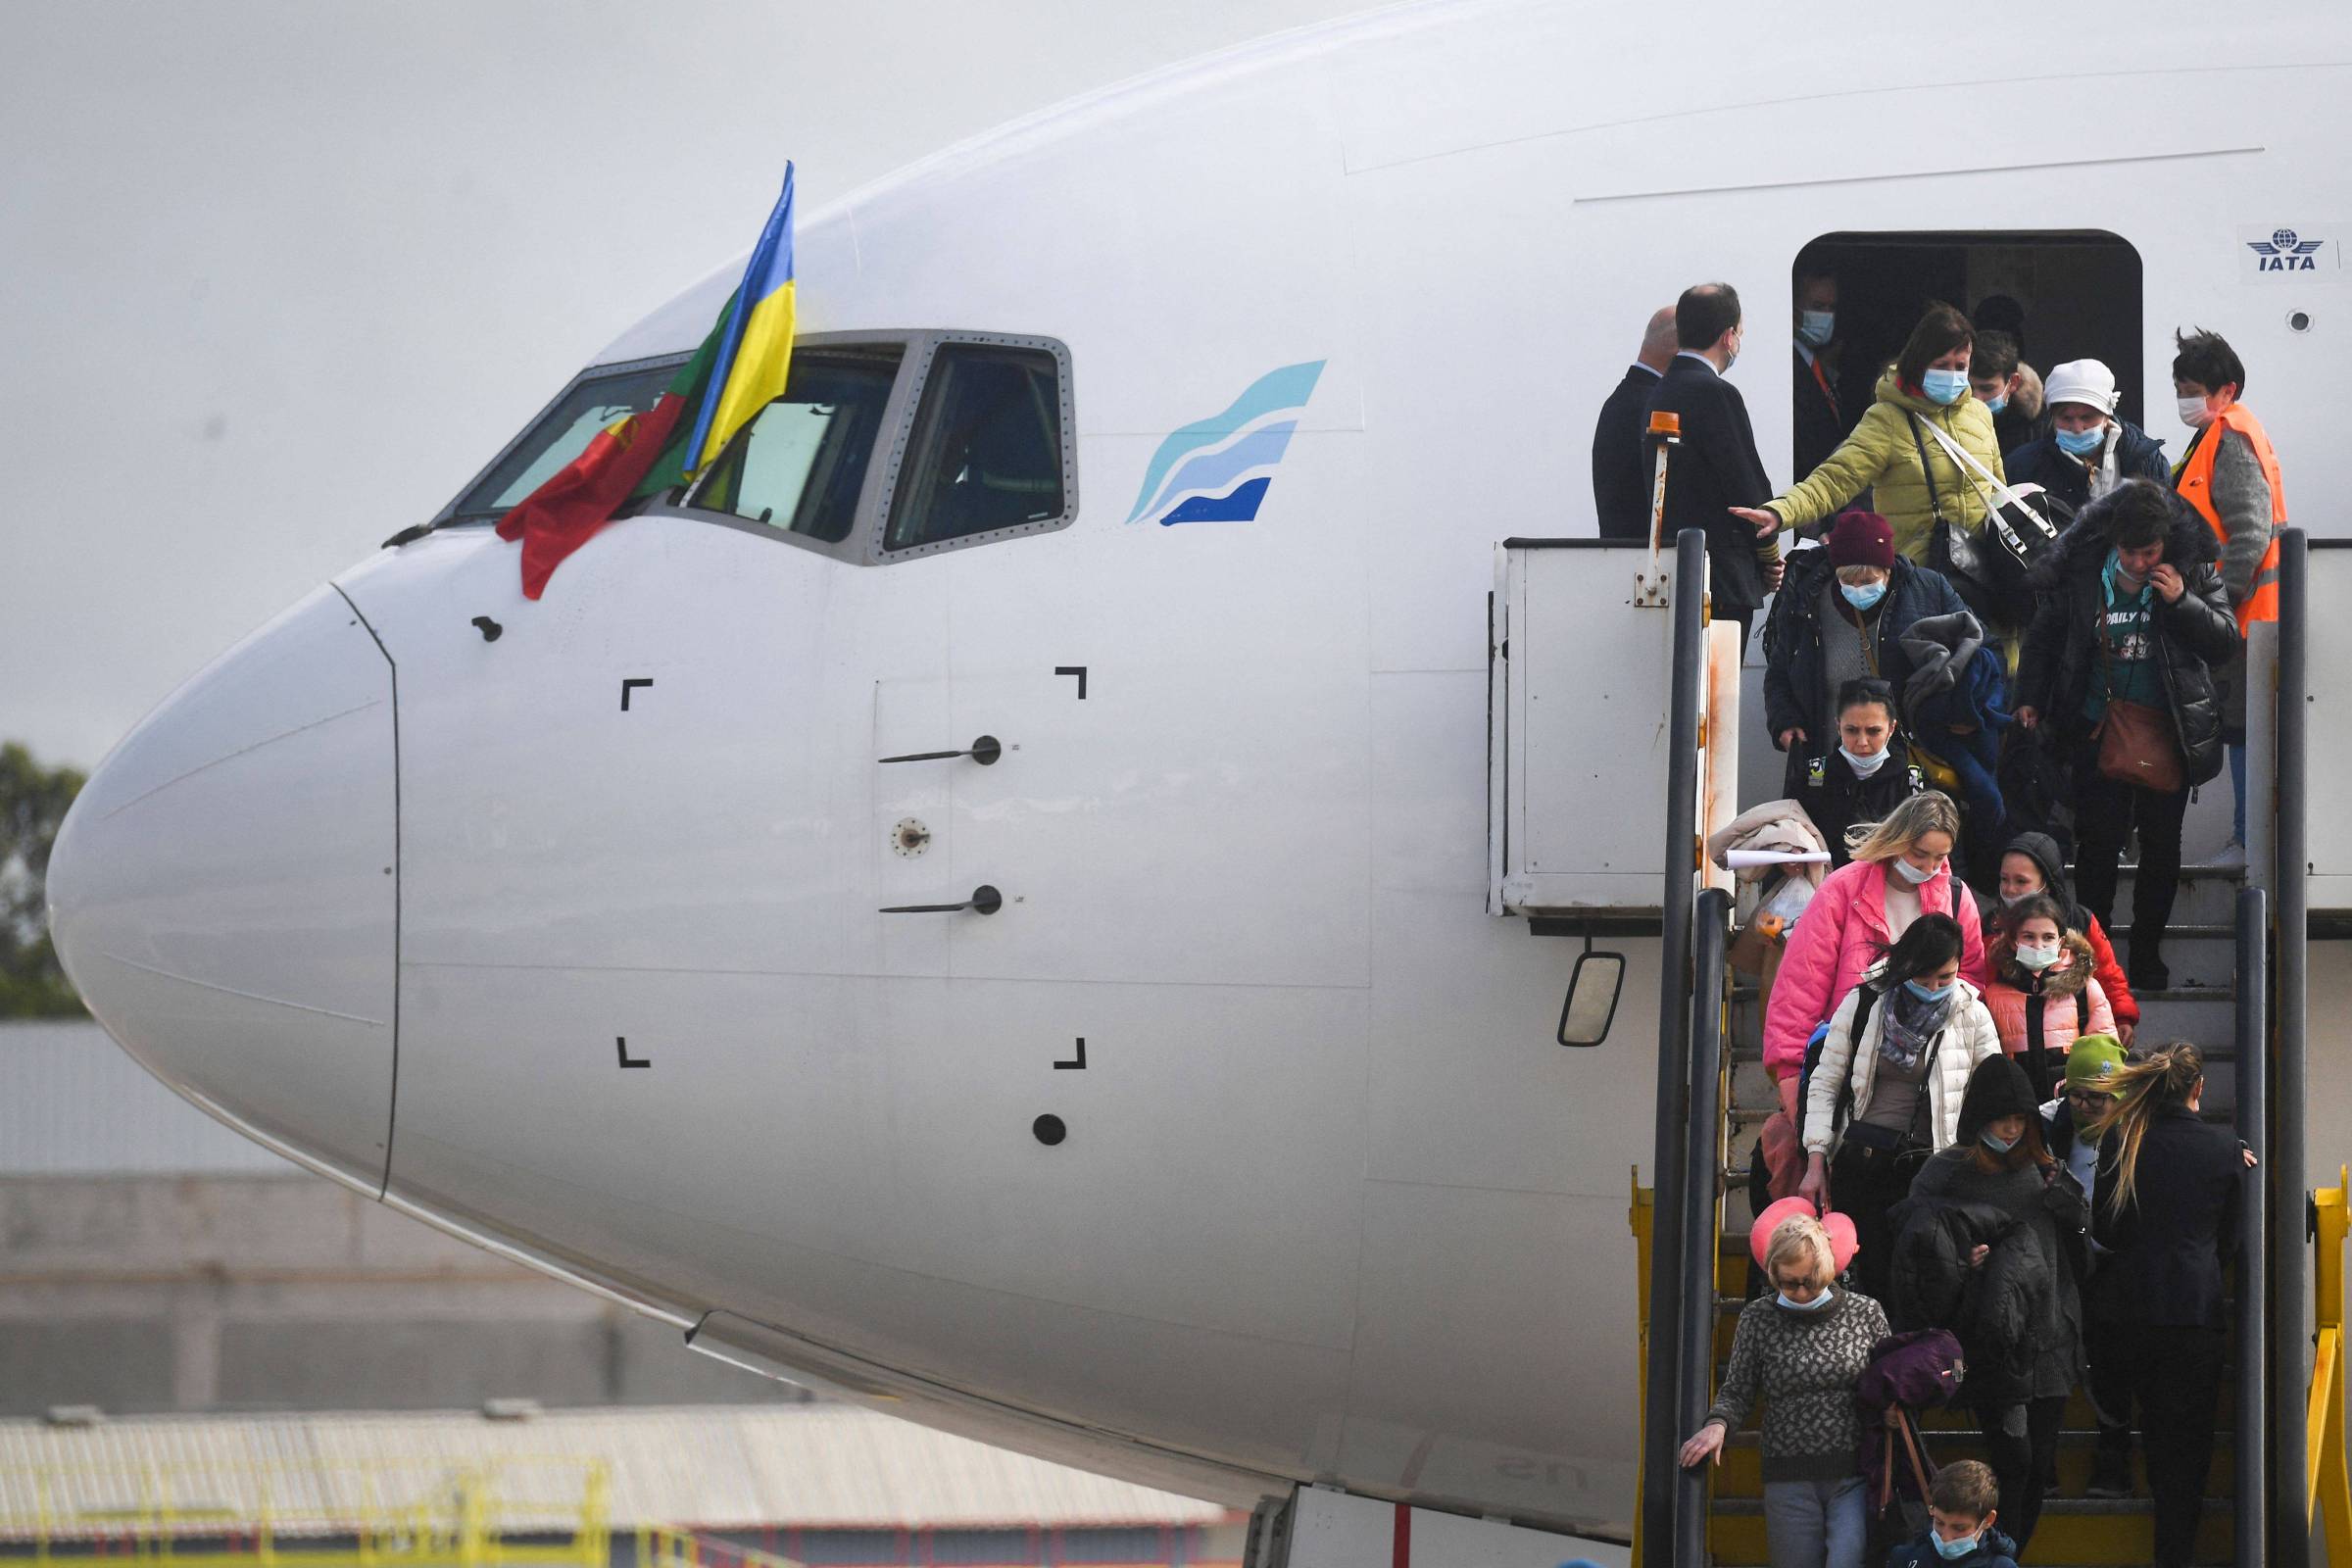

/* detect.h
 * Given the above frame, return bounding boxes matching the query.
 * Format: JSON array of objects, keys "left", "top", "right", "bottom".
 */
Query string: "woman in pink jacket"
[{"left": 1766, "top": 791, "right": 1987, "bottom": 1117}]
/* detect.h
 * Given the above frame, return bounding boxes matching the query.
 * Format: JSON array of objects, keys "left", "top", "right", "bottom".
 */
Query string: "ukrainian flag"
[{"left": 682, "top": 165, "right": 797, "bottom": 476}]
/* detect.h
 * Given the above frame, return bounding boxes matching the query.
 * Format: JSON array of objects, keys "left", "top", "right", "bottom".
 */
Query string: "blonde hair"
[
  {"left": 1764, "top": 1214, "right": 1836, "bottom": 1287},
  {"left": 1844, "top": 790, "right": 1962, "bottom": 863},
  {"left": 2082, "top": 1043, "right": 2205, "bottom": 1217},
  {"left": 1836, "top": 564, "right": 1889, "bottom": 587}
]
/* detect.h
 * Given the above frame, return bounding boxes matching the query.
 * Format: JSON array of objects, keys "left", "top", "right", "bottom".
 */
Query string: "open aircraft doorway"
[{"left": 1793, "top": 229, "right": 2145, "bottom": 471}]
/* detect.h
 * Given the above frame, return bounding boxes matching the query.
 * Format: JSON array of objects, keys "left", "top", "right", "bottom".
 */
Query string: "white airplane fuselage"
[{"left": 47, "top": 0, "right": 2352, "bottom": 1542}]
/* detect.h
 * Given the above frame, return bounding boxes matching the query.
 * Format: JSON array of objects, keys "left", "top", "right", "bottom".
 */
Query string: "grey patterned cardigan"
[{"left": 1703, "top": 1287, "right": 1889, "bottom": 1483}]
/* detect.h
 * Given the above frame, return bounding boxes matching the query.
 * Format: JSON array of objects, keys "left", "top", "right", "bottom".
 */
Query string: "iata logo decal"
[
  {"left": 1126, "top": 360, "right": 1325, "bottom": 526},
  {"left": 2249, "top": 228, "right": 2325, "bottom": 269},
  {"left": 2245, "top": 227, "right": 2329, "bottom": 273}
]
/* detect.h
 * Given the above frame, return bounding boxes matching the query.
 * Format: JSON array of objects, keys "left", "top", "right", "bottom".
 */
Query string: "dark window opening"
[
  {"left": 448, "top": 363, "right": 675, "bottom": 522},
  {"left": 688, "top": 350, "right": 904, "bottom": 543},
  {"left": 1791, "top": 230, "right": 2144, "bottom": 480},
  {"left": 884, "top": 344, "right": 1067, "bottom": 552}
]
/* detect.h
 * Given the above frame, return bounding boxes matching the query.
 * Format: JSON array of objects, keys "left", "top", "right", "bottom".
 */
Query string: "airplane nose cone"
[{"left": 47, "top": 585, "right": 399, "bottom": 1191}]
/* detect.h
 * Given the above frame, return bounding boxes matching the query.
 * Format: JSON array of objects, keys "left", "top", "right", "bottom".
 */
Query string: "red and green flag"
[{"left": 498, "top": 167, "right": 798, "bottom": 599}]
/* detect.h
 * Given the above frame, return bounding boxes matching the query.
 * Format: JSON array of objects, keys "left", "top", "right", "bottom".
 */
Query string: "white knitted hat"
[{"left": 2043, "top": 359, "right": 2120, "bottom": 416}]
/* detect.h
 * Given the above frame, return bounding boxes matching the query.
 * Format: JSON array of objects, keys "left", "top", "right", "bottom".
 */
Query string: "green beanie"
[{"left": 2067, "top": 1035, "right": 2129, "bottom": 1094}]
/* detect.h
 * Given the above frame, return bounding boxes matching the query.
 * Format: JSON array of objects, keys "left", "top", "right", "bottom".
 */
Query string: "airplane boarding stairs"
[
  {"left": 1701, "top": 862, "right": 2250, "bottom": 1565},
  {"left": 1523, "top": 529, "right": 2352, "bottom": 1567}
]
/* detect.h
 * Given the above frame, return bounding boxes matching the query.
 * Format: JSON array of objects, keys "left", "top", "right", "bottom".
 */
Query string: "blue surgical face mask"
[
  {"left": 1839, "top": 579, "right": 1886, "bottom": 611},
  {"left": 1933, "top": 1530, "right": 1981, "bottom": 1560},
  {"left": 1984, "top": 393, "right": 2009, "bottom": 416},
  {"left": 1891, "top": 855, "right": 1940, "bottom": 885},
  {"left": 1778, "top": 1288, "right": 1836, "bottom": 1312},
  {"left": 1797, "top": 310, "right": 1836, "bottom": 348},
  {"left": 1981, "top": 1129, "right": 2018, "bottom": 1153},
  {"left": 1921, "top": 368, "right": 1969, "bottom": 406},
  {"left": 1840, "top": 743, "right": 1889, "bottom": 777},
  {"left": 2055, "top": 424, "right": 2106, "bottom": 457},
  {"left": 1904, "top": 978, "right": 1957, "bottom": 1004},
  {"left": 2014, "top": 943, "right": 2061, "bottom": 972},
  {"left": 2105, "top": 547, "right": 2150, "bottom": 595}
]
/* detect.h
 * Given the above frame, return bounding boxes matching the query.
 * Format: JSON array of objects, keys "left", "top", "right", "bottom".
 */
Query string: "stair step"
[
  {"left": 1730, "top": 981, "right": 2234, "bottom": 1004},
  {"left": 1706, "top": 1495, "right": 2236, "bottom": 1565},
  {"left": 1710, "top": 1494, "right": 2230, "bottom": 1516},
  {"left": 1724, "top": 1103, "right": 2238, "bottom": 1129},
  {"left": 2072, "top": 861, "right": 2247, "bottom": 880},
  {"left": 1726, "top": 1041, "right": 2241, "bottom": 1066}
]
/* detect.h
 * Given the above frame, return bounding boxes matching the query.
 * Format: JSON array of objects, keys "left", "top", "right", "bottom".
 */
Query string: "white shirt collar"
[
  {"left": 1632, "top": 362, "right": 1663, "bottom": 379},
  {"left": 1675, "top": 349, "right": 1719, "bottom": 375}
]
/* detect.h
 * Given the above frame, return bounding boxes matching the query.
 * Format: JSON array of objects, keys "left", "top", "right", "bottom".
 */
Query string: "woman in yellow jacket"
[{"left": 1734, "top": 304, "right": 2006, "bottom": 565}]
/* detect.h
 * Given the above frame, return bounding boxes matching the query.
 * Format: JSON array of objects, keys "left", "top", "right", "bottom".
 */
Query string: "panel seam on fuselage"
[
  {"left": 331, "top": 581, "right": 401, "bottom": 1202},
  {"left": 398, "top": 958, "right": 1372, "bottom": 991}
]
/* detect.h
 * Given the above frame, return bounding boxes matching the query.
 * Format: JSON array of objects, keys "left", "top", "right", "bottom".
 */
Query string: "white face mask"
[
  {"left": 2179, "top": 393, "right": 2217, "bottom": 429},
  {"left": 1840, "top": 744, "right": 1890, "bottom": 777},
  {"left": 1891, "top": 855, "right": 1941, "bottom": 885},
  {"left": 2014, "top": 943, "right": 2062, "bottom": 972}
]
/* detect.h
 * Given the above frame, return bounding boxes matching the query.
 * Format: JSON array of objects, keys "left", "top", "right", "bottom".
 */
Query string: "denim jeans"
[{"left": 1762, "top": 1475, "right": 1867, "bottom": 1568}]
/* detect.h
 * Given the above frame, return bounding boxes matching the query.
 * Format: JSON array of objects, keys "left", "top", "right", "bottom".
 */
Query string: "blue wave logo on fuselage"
[{"left": 1126, "top": 360, "right": 1326, "bottom": 526}]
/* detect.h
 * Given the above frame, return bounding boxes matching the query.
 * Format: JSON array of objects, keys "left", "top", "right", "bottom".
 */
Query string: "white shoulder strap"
[{"left": 1912, "top": 413, "right": 2029, "bottom": 515}]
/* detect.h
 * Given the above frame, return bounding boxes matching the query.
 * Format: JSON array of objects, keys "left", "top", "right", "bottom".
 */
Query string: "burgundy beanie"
[{"left": 1826, "top": 510, "right": 1896, "bottom": 569}]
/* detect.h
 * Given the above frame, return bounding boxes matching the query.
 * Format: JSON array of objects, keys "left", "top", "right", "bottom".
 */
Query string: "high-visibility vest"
[{"left": 2175, "top": 402, "right": 2285, "bottom": 629}]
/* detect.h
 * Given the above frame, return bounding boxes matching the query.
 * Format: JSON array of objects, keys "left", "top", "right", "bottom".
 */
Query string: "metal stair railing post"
[
  {"left": 2275, "top": 527, "right": 2310, "bottom": 1565},
  {"left": 1640, "top": 527, "right": 1709, "bottom": 1565},
  {"left": 2310, "top": 1174, "right": 2352, "bottom": 1562},
  {"left": 1674, "top": 886, "right": 1733, "bottom": 1568},
  {"left": 2236, "top": 883, "right": 2269, "bottom": 1568}
]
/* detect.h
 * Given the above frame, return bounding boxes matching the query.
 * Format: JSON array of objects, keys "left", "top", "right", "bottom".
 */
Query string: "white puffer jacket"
[{"left": 1802, "top": 969, "right": 2003, "bottom": 1156}]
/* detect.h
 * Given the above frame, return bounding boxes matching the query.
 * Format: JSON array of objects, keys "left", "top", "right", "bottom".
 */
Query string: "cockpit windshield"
[{"left": 445, "top": 363, "right": 675, "bottom": 522}]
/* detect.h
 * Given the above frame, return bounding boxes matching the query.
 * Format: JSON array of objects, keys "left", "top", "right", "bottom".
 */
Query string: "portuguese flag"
[
  {"left": 497, "top": 166, "right": 797, "bottom": 600},
  {"left": 494, "top": 318, "right": 726, "bottom": 600}
]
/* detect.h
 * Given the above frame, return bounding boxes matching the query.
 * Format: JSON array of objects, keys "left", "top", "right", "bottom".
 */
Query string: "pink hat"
[{"left": 1750, "top": 1196, "right": 1860, "bottom": 1274}]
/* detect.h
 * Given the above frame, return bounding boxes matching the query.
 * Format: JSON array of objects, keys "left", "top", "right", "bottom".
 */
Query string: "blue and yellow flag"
[{"left": 682, "top": 165, "right": 798, "bottom": 476}]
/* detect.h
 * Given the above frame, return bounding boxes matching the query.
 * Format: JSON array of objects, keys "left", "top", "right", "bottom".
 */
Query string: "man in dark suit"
[
  {"left": 1791, "top": 264, "right": 1840, "bottom": 482},
  {"left": 1591, "top": 305, "right": 1679, "bottom": 539},
  {"left": 1645, "top": 282, "right": 1781, "bottom": 647}
]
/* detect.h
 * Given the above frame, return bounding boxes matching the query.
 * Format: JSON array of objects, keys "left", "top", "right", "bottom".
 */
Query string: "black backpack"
[{"left": 1795, "top": 984, "right": 1882, "bottom": 1148}]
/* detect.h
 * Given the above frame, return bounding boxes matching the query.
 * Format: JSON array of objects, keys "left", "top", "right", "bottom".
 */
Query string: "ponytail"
[{"left": 2082, "top": 1043, "right": 2204, "bottom": 1217}]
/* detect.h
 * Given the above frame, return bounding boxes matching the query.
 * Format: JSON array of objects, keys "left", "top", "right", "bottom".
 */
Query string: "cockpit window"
[
  {"left": 446, "top": 364, "right": 674, "bottom": 522},
  {"left": 685, "top": 350, "right": 903, "bottom": 543},
  {"left": 883, "top": 344, "right": 1070, "bottom": 553}
]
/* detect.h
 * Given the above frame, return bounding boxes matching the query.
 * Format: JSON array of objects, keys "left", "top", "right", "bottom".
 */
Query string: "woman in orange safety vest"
[{"left": 2171, "top": 327, "right": 2284, "bottom": 861}]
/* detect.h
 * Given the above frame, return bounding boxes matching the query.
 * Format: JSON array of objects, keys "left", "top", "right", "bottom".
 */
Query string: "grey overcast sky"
[{"left": 0, "top": 0, "right": 1369, "bottom": 770}]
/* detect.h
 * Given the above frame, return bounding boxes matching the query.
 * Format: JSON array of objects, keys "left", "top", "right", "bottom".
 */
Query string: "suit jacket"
[
  {"left": 2091, "top": 1105, "right": 2245, "bottom": 1330},
  {"left": 1792, "top": 345, "right": 1840, "bottom": 483},
  {"left": 1645, "top": 354, "right": 1775, "bottom": 613},
  {"left": 1592, "top": 364, "right": 1662, "bottom": 540}
]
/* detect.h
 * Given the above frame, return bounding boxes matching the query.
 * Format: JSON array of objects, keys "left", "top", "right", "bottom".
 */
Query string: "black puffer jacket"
[
  {"left": 1885, "top": 1198, "right": 2052, "bottom": 1406},
  {"left": 2015, "top": 486, "right": 2238, "bottom": 786},
  {"left": 2005, "top": 419, "right": 2170, "bottom": 512},
  {"left": 1763, "top": 549, "right": 1972, "bottom": 744}
]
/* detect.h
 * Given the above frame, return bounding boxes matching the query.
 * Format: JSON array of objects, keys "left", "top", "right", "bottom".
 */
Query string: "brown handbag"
[
  {"left": 2097, "top": 699, "right": 2184, "bottom": 792},
  {"left": 2093, "top": 604, "right": 2184, "bottom": 793}
]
